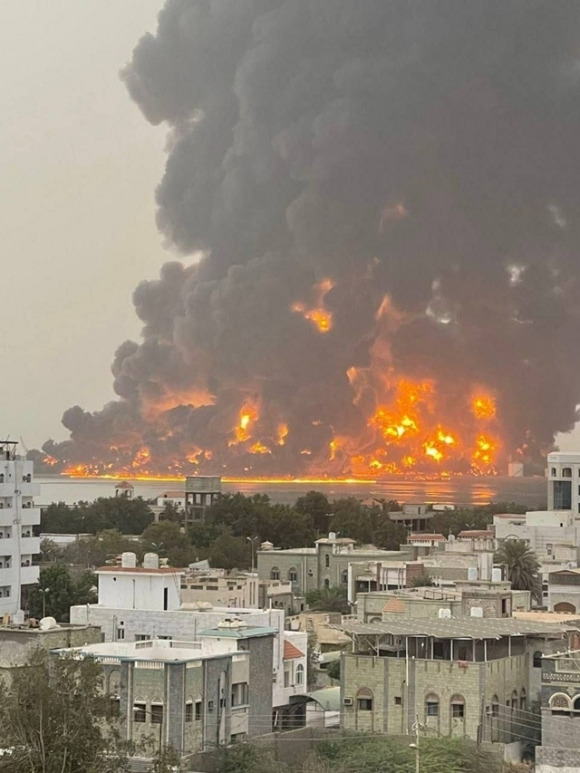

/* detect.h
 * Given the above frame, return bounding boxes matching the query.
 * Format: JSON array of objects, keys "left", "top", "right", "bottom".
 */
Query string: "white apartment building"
[
  {"left": 0, "top": 442, "right": 40, "bottom": 619},
  {"left": 70, "top": 552, "right": 308, "bottom": 729},
  {"left": 547, "top": 451, "right": 580, "bottom": 513},
  {"left": 180, "top": 568, "right": 259, "bottom": 608}
]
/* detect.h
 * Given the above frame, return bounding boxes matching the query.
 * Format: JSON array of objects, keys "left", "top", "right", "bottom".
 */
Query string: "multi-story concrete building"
[
  {"left": 257, "top": 533, "right": 414, "bottom": 598},
  {"left": 185, "top": 476, "right": 221, "bottom": 526},
  {"left": 341, "top": 617, "right": 574, "bottom": 743},
  {"left": 0, "top": 442, "right": 40, "bottom": 619},
  {"left": 70, "top": 552, "right": 308, "bottom": 730},
  {"left": 386, "top": 503, "right": 435, "bottom": 533},
  {"left": 547, "top": 451, "right": 580, "bottom": 512},
  {"left": 180, "top": 568, "right": 259, "bottom": 609},
  {"left": 537, "top": 649, "right": 580, "bottom": 773},
  {"left": 55, "top": 625, "right": 275, "bottom": 761},
  {"left": 354, "top": 581, "right": 530, "bottom": 623}
]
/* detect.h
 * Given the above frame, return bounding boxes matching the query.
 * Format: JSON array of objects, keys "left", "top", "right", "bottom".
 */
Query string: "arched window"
[
  {"left": 533, "top": 651, "right": 542, "bottom": 668},
  {"left": 341, "top": 569, "right": 349, "bottom": 584},
  {"left": 563, "top": 467, "right": 572, "bottom": 478},
  {"left": 511, "top": 690, "right": 518, "bottom": 710},
  {"left": 425, "top": 693, "right": 439, "bottom": 717},
  {"left": 325, "top": 554, "right": 330, "bottom": 568},
  {"left": 356, "top": 687, "right": 373, "bottom": 712},
  {"left": 295, "top": 664, "right": 304, "bottom": 685},
  {"left": 288, "top": 568, "right": 298, "bottom": 583},
  {"left": 551, "top": 468, "right": 556, "bottom": 476},
  {"left": 324, "top": 578, "right": 330, "bottom": 589},
  {"left": 520, "top": 689, "right": 526, "bottom": 711},
  {"left": 550, "top": 693, "right": 571, "bottom": 716},
  {"left": 491, "top": 695, "right": 499, "bottom": 718},
  {"left": 450, "top": 694, "right": 465, "bottom": 719},
  {"left": 573, "top": 695, "right": 580, "bottom": 714},
  {"left": 270, "top": 567, "right": 280, "bottom": 581},
  {"left": 554, "top": 602, "right": 577, "bottom": 614}
]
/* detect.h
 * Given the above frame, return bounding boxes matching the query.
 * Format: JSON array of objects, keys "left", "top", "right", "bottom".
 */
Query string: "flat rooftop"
[
  {"left": 342, "top": 617, "right": 575, "bottom": 641},
  {"left": 55, "top": 638, "right": 239, "bottom": 663}
]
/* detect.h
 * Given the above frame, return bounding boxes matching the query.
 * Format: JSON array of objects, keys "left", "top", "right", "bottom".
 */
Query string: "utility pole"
[{"left": 410, "top": 714, "right": 424, "bottom": 773}]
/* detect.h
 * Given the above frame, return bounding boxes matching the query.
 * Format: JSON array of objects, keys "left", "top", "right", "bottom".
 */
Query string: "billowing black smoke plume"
[{"left": 34, "top": 0, "right": 580, "bottom": 477}]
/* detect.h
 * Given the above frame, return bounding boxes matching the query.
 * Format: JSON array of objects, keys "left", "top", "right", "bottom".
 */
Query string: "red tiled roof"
[
  {"left": 284, "top": 640, "right": 305, "bottom": 660},
  {"left": 96, "top": 566, "right": 183, "bottom": 574},
  {"left": 408, "top": 533, "right": 445, "bottom": 541}
]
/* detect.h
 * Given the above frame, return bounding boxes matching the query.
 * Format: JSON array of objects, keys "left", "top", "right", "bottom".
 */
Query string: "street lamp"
[
  {"left": 246, "top": 536, "right": 259, "bottom": 574},
  {"left": 38, "top": 587, "right": 50, "bottom": 618}
]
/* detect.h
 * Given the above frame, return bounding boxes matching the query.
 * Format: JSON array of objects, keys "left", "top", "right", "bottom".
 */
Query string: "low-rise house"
[
  {"left": 0, "top": 619, "right": 101, "bottom": 683},
  {"left": 257, "top": 533, "right": 414, "bottom": 598},
  {"left": 547, "top": 568, "right": 580, "bottom": 614},
  {"left": 258, "top": 579, "right": 301, "bottom": 615},
  {"left": 354, "top": 581, "right": 530, "bottom": 623},
  {"left": 387, "top": 503, "right": 435, "bottom": 533},
  {"left": 340, "top": 617, "right": 576, "bottom": 744},
  {"left": 180, "top": 568, "right": 259, "bottom": 608},
  {"left": 537, "top": 649, "right": 580, "bottom": 773}
]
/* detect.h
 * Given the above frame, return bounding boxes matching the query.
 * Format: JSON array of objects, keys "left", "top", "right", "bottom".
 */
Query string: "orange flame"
[{"left": 291, "top": 278, "right": 334, "bottom": 333}]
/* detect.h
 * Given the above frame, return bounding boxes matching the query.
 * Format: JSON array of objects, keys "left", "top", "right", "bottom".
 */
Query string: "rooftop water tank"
[
  {"left": 39, "top": 616, "right": 58, "bottom": 631},
  {"left": 143, "top": 552, "right": 160, "bottom": 570},
  {"left": 121, "top": 552, "right": 137, "bottom": 568},
  {"left": 492, "top": 567, "right": 502, "bottom": 582}
]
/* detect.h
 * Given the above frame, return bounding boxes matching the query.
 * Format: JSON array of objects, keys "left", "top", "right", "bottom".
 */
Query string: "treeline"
[
  {"left": 39, "top": 491, "right": 529, "bottom": 571},
  {"left": 41, "top": 497, "right": 153, "bottom": 534}
]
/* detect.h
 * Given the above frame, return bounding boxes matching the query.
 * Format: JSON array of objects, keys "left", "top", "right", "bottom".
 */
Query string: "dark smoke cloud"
[{"left": 36, "top": 0, "right": 580, "bottom": 476}]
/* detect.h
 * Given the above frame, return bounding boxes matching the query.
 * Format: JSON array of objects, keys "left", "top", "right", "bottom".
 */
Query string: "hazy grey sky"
[
  {"left": 0, "top": 0, "right": 165, "bottom": 449},
  {"left": 1, "top": 0, "right": 579, "bottom": 458}
]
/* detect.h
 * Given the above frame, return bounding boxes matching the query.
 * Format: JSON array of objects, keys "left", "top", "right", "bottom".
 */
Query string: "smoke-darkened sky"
[{"left": 5, "top": 0, "right": 580, "bottom": 473}]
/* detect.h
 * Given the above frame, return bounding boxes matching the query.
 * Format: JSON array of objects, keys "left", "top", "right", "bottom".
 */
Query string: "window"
[
  {"left": 158, "top": 635, "right": 173, "bottom": 640},
  {"left": 133, "top": 703, "right": 146, "bottom": 723},
  {"left": 135, "top": 634, "right": 150, "bottom": 641},
  {"left": 356, "top": 688, "right": 373, "bottom": 711},
  {"left": 341, "top": 569, "right": 348, "bottom": 584},
  {"left": 551, "top": 468, "right": 556, "bottom": 476},
  {"left": 550, "top": 693, "right": 571, "bottom": 716},
  {"left": 520, "top": 689, "right": 527, "bottom": 711},
  {"left": 452, "top": 703, "right": 465, "bottom": 718},
  {"left": 324, "top": 578, "right": 330, "bottom": 589},
  {"left": 295, "top": 664, "right": 304, "bottom": 685},
  {"left": 533, "top": 651, "right": 542, "bottom": 668},
  {"left": 425, "top": 694, "right": 439, "bottom": 717},
  {"left": 394, "top": 696, "right": 402, "bottom": 705},
  {"left": 553, "top": 480, "right": 572, "bottom": 509},
  {"left": 195, "top": 700, "right": 202, "bottom": 721},
  {"left": 185, "top": 702, "right": 193, "bottom": 723},
  {"left": 231, "top": 682, "right": 249, "bottom": 707},
  {"left": 116, "top": 628, "right": 125, "bottom": 640},
  {"left": 284, "top": 669, "right": 290, "bottom": 688},
  {"left": 110, "top": 696, "right": 120, "bottom": 716},
  {"left": 151, "top": 704, "right": 163, "bottom": 725},
  {"left": 288, "top": 568, "right": 298, "bottom": 583},
  {"left": 563, "top": 467, "right": 572, "bottom": 478},
  {"left": 270, "top": 567, "right": 280, "bottom": 581},
  {"left": 325, "top": 554, "right": 330, "bottom": 568}
]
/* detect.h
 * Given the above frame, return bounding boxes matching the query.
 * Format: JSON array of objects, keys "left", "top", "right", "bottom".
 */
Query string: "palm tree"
[{"left": 494, "top": 539, "right": 542, "bottom": 603}]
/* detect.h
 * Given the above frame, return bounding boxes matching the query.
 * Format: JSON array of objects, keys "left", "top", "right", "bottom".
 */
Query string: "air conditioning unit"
[{"left": 343, "top": 697, "right": 353, "bottom": 706}]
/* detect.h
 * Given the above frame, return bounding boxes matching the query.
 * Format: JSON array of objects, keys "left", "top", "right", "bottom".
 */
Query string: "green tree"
[
  {"left": 141, "top": 521, "right": 195, "bottom": 567},
  {"left": 0, "top": 649, "right": 130, "bottom": 772},
  {"left": 494, "top": 539, "right": 542, "bottom": 602},
  {"left": 409, "top": 572, "right": 434, "bottom": 587},
  {"left": 326, "top": 658, "right": 341, "bottom": 681},
  {"left": 207, "top": 529, "right": 251, "bottom": 570},
  {"left": 39, "top": 538, "right": 62, "bottom": 563},
  {"left": 305, "top": 586, "right": 350, "bottom": 614},
  {"left": 215, "top": 742, "right": 287, "bottom": 773},
  {"left": 294, "top": 491, "right": 332, "bottom": 534},
  {"left": 28, "top": 564, "right": 96, "bottom": 621}
]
